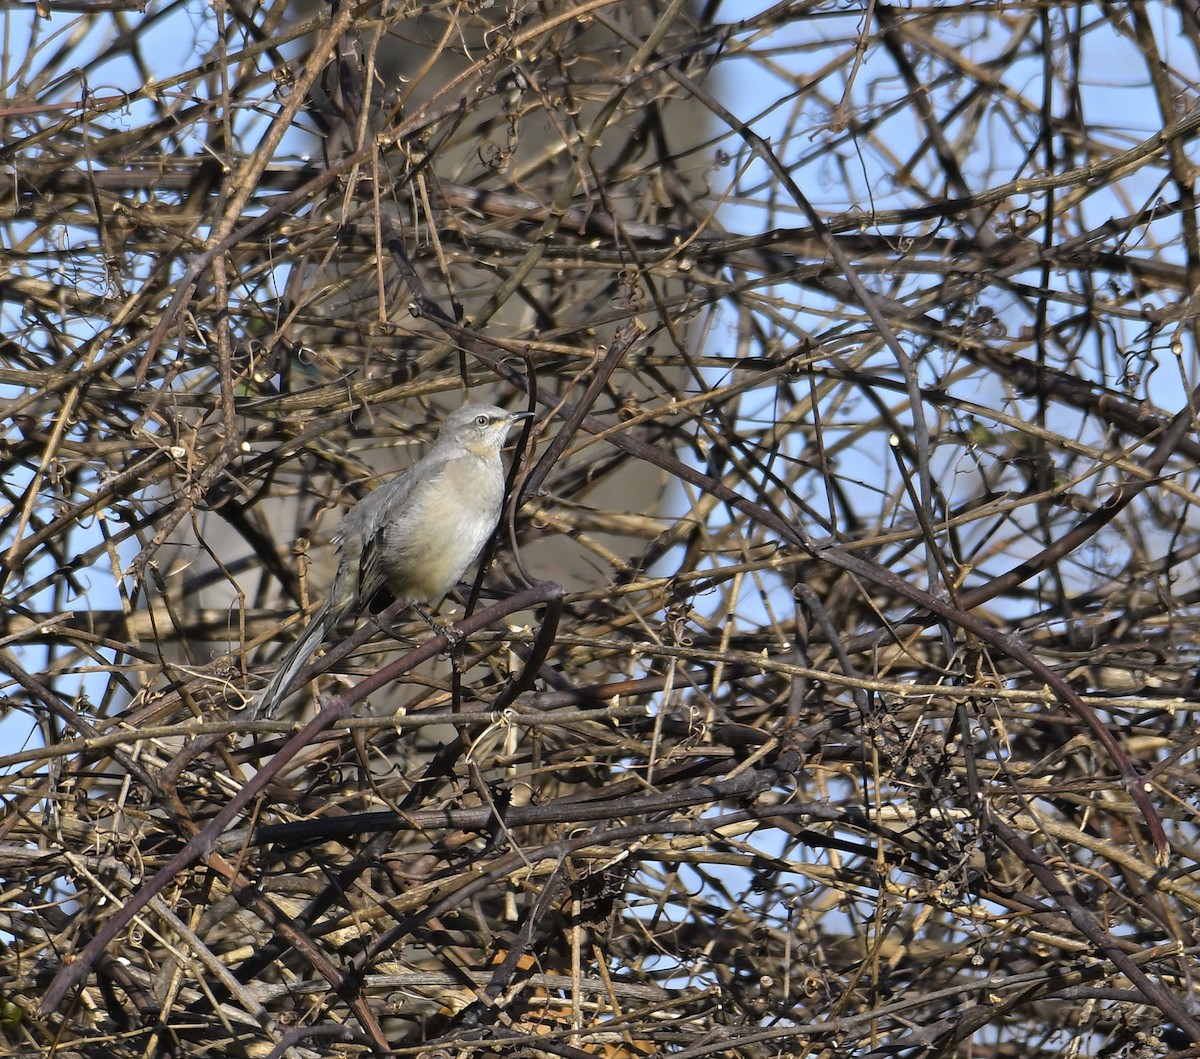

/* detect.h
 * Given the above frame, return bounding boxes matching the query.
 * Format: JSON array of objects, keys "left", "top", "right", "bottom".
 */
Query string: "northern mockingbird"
[{"left": 250, "top": 403, "right": 533, "bottom": 719}]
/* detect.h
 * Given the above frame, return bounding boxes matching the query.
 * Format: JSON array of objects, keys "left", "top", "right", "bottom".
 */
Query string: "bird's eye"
[{"left": 475, "top": 415, "right": 489, "bottom": 426}]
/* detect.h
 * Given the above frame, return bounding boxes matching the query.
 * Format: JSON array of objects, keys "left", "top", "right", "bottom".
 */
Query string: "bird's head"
[{"left": 438, "top": 403, "right": 534, "bottom": 458}]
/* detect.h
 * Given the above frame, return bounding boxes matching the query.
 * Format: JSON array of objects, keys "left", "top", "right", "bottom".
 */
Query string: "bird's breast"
[{"left": 381, "top": 453, "right": 504, "bottom": 604}]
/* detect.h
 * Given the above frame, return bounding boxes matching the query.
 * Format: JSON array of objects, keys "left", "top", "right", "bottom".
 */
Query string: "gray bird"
[{"left": 249, "top": 404, "right": 533, "bottom": 719}]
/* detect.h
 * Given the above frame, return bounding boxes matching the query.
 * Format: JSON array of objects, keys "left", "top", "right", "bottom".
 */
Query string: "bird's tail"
[{"left": 248, "top": 598, "right": 338, "bottom": 721}]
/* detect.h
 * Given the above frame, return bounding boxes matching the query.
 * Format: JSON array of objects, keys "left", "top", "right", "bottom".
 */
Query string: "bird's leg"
[{"left": 412, "top": 603, "right": 464, "bottom": 649}]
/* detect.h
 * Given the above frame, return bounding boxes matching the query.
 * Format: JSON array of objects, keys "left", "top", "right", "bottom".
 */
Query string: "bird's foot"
[{"left": 413, "top": 604, "right": 463, "bottom": 650}]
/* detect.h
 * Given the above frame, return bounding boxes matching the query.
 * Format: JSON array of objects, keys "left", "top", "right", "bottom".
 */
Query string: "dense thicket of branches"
[{"left": 4, "top": 1, "right": 1200, "bottom": 1056}]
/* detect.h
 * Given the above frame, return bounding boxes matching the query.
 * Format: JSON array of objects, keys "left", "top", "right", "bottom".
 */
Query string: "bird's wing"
[{"left": 354, "top": 458, "right": 446, "bottom": 606}]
